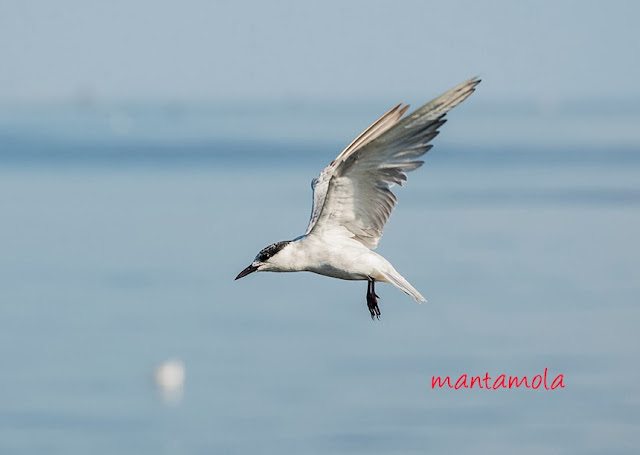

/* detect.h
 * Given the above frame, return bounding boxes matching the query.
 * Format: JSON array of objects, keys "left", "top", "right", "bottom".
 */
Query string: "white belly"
[
  {"left": 278, "top": 235, "right": 390, "bottom": 282},
  {"left": 306, "top": 261, "right": 368, "bottom": 280}
]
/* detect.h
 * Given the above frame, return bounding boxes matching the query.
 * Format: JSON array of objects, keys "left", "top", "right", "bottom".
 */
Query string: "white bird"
[{"left": 236, "top": 78, "right": 480, "bottom": 319}]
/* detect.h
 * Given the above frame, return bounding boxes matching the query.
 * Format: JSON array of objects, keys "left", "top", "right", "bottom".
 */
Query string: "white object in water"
[{"left": 154, "top": 359, "right": 185, "bottom": 390}]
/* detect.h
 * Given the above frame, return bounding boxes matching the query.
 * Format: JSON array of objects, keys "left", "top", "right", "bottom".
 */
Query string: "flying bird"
[{"left": 236, "top": 78, "right": 480, "bottom": 319}]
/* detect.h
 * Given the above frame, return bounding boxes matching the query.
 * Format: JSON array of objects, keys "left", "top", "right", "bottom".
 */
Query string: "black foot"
[{"left": 367, "top": 279, "right": 381, "bottom": 320}]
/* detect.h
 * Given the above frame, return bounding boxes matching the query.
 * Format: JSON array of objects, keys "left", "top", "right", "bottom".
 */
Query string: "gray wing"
[
  {"left": 305, "top": 102, "right": 409, "bottom": 235},
  {"left": 306, "top": 77, "right": 480, "bottom": 249}
]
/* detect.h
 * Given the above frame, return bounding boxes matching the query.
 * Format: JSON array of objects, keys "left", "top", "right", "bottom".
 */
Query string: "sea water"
[{"left": 0, "top": 109, "right": 639, "bottom": 454}]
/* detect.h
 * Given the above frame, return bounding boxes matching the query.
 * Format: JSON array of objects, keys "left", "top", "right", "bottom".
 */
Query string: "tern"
[{"left": 236, "top": 77, "right": 480, "bottom": 319}]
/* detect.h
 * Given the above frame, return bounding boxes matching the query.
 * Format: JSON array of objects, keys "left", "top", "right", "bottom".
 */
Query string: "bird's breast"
[{"left": 289, "top": 237, "right": 379, "bottom": 281}]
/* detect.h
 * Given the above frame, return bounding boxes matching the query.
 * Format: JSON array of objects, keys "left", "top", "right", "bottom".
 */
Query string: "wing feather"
[
  {"left": 306, "top": 103, "right": 408, "bottom": 233},
  {"left": 305, "top": 77, "right": 480, "bottom": 248},
  {"left": 333, "top": 103, "right": 410, "bottom": 165}
]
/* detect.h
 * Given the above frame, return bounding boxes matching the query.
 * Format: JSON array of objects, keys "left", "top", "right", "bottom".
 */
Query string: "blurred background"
[{"left": 1, "top": 1, "right": 639, "bottom": 454}]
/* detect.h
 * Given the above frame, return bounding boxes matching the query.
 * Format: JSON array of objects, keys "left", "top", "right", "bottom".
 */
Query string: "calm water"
[{"left": 1, "top": 130, "right": 639, "bottom": 453}]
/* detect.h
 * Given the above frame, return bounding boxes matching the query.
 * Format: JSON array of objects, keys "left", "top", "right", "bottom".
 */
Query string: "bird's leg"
[{"left": 366, "top": 279, "right": 381, "bottom": 320}]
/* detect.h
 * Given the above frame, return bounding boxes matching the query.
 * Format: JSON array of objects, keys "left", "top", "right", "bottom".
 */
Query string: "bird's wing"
[{"left": 305, "top": 77, "right": 480, "bottom": 249}]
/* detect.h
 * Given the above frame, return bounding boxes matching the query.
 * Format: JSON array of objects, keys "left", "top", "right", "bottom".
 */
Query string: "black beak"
[{"left": 235, "top": 263, "right": 258, "bottom": 280}]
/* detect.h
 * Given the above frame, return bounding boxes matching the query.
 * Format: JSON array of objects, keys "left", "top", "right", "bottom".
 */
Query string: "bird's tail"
[{"left": 380, "top": 269, "right": 427, "bottom": 303}]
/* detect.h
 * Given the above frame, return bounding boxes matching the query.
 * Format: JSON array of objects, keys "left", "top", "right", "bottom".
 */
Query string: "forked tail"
[{"left": 380, "top": 269, "right": 427, "bottom": 303}]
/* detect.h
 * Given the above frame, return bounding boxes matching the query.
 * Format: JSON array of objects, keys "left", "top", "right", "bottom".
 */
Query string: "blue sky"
[{"left": 1, "top": 0, "right": 639, "bottom": 103}]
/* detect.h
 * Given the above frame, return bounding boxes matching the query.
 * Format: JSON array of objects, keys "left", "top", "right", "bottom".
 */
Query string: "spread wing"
[{"left": 305, "top": 77, "right": 480, "bottom": 249}]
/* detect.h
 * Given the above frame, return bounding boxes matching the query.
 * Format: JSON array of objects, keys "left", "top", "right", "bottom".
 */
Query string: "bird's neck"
[{"left": 266, "top": 236, "right": 310, "bottom": 272}]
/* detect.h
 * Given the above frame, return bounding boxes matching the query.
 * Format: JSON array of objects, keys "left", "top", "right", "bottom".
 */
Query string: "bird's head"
[{"left": 235, "top": 241, "right": 292, "bottom": 280}]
